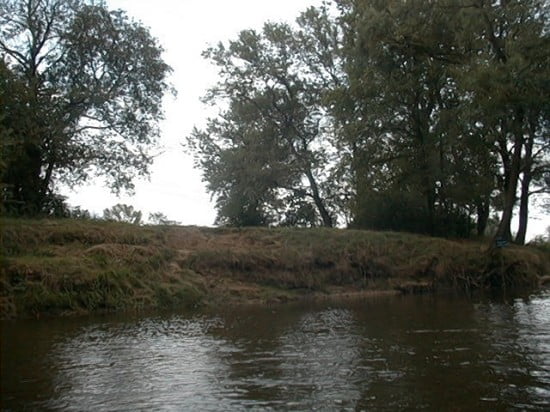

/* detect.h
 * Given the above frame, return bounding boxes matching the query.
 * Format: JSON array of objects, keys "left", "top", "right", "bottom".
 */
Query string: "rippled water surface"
[{"left": 2, "top": 292, "right": 550, "bottom": 410}]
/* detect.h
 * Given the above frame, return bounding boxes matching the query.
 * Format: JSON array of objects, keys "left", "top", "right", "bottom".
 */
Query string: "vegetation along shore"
[
  {"left": 2, "top": 1, "right": 548, "bottom": 322},
  {"left": 1, "top": 218, "right": 549, "bottom": 319}
]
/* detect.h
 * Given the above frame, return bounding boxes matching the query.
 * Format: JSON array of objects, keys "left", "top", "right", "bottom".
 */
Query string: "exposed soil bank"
[{"left": 1, "top": 219, "right": 549, "bottom": 319}]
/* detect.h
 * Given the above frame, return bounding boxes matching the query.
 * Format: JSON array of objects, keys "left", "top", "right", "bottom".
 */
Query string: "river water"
[{"left": 1, "top": 291, "right": 549, "bottom": 410}]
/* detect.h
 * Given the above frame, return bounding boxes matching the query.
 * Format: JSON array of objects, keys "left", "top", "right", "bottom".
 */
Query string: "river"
[{"left": 1, "top": 291, "right": 549, "bottom": 410}]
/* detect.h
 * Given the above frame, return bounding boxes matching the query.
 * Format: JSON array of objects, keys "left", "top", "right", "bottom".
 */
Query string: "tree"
[
  {"left": 148, "top": 211, "right": 180, "bottom": 225},
  {"left": 456, "top": 0, "right": 550, "bottom": 244},
  {"left": 0, "top": 0, "right": 172, "bottom": 215},
  {"left": 334, "top": 0, "right": 549, "bottom": 240},
  {"left": 0, "top": 59, "right": 35, "bottom": 212},
  {"left": 515, "top": 114, "right": 549, "bottom": 244},
  {"left": 188, "top": 7, "right": 343, "bottom": 227},
  {"left": 103, "top": 203, "right": 142, "bottom": 224},
  {"left": 335, "top": 0, "right": 492, "bottom": 236}
]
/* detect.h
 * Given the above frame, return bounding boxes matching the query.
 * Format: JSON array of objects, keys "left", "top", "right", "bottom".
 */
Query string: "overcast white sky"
[
  {"left": 63, "top": 0, "right": 549, "bottom": 238},
  {"left": 64, "top": 0, "right": 324, "bottom": 226}
]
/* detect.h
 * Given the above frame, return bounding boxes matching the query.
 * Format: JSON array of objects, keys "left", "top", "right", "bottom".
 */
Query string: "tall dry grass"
[{"left": 1, "top": 218, "right": 548, "bottom": 318}]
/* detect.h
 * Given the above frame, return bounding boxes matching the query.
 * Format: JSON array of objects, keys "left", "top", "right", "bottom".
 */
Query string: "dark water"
[{"left": 1, "top": 292, "right": 549, "bottom": 411}]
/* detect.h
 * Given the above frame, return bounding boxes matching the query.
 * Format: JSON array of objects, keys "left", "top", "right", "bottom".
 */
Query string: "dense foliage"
[
  {"left": 189, "top": 0, "right": 549, "bottom": 243},
  {"left": 188, "top": 7, "right": 343, "bottom": 227},
  {"left": 1, "top": 0, "right": 547, "bottom": 243},
  {"left": 0, "top": 0, "right": 172, "bottom": 215}
]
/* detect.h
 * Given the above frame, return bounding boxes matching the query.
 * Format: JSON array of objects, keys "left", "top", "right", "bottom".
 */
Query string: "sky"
[
  {"left": 64, "top": 0, "right": 324, "bottom": 226},
  {"left": 63, "top": 0, "right": 549, "bottom": 239}
]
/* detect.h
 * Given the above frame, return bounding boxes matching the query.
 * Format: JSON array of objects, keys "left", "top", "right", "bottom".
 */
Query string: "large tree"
[
  {"left": 456, "top": 0, "right": 550, "bottom": 243},
  {"left": 0, "top": 0, "right": 172, "bottom": 214},
  {"left": 334, "top": 0, "right": 493, "bottom": 236},
  {"left": 189, "top": 7, "right": 343, "bottom": 227},
  {"left": 334, "top": 0, "right": 549, "bottom": 240}
]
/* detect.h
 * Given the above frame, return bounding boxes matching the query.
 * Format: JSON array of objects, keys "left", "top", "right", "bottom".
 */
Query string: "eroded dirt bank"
[{"left": 1, "top": 219, "right": 548, "bottom": 319}]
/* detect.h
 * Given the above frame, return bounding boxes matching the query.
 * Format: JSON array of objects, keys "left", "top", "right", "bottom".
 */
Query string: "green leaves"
[
  {"left": 335, "top": 0, "right": 549, "bottom": 240},
  {"left": 189, "top": 8, "right": 343, "bottom": 227},
  {"left": 103, "top": 203, "right": 142, "bottom": 225},
  {"left": 0, "top": 0, "right": 172, "bottom": 214}
]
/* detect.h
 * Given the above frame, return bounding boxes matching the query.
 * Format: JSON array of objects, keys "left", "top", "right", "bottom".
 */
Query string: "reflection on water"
[{"left": 2, "top": 292, "right": 549, "bottom": 410}]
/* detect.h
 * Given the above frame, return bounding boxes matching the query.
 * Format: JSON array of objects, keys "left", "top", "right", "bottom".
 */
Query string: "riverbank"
[{"left": 1, "top": 218, "right": 549, "bottom": 319}]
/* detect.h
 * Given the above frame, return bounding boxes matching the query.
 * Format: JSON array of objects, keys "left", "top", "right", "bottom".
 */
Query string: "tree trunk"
[
  {"left": 305, "top": 168, "right": 333, "bottom": 227},
  {"left": 39, "top": 157, "right": 56, "bottom": 208},
  {"left": 515, "top": 172, "right": 531, "bottom": 245},
  {"left": 425, "top": 186, "right": 436, "bottom": 236},
  {"left": 495, "top": 114, "right": 524, "bottom": 243},
  {"left": 476, "top": 197, "right": 490, "bottom": 237},
  {"left": 515, "top": 125, "right": 535, "bottom": 245},
  {"left": 11, "top": 142, "right": 43, "bottom": 214}
]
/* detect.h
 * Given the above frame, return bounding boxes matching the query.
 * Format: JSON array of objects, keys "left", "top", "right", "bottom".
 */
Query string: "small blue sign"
[{"left": 495, "top": 237, "right": 509, "bottom": 248}]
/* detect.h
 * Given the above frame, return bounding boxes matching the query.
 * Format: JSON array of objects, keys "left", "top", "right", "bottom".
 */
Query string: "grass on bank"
[{"left": 1, "top": 218, "right": 549, "bottom": 319}]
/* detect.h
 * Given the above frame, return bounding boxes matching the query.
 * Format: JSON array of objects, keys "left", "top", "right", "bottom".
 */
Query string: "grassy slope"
[{"left": 1, "top": 218, "right": 549, "bottom": 318}]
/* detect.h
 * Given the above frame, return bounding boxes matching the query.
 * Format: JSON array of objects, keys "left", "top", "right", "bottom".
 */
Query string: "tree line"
[
  {"left": 1, "top": 0, "right": 548, "bottom": 244},
  {"left": 188, "top": 0, "right": 549, "bottom": 243}
]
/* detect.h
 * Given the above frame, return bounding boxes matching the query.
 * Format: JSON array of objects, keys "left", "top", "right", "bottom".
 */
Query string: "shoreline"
[{"left": 1, "top": 218, "right": 548, "bottom": 319}]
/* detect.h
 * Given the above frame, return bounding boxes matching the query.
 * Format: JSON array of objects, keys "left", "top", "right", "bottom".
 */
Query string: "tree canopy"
[
  {"left": 0, "top": 0, "right": 172, "bottom": 215},
  {"left": 189, "top": 0, "right": 549, "bottom": 243},
  {"left": 188, "top": 6, "right": 343, "bottom": 227},
  {"left": 102, "top": 203, "right": 142, "bottom": 225},
  {"left": 2, "top": 0, "right": 547, "bottom": 242}
]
